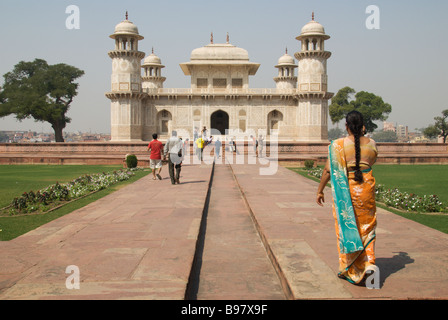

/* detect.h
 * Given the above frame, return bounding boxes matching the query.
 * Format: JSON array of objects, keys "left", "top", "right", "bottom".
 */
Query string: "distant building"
[
  {"left": 396, "top": 125, "right": 409, "bottom": 140},
  {"left": 411, "top": 135, "right": 430, "bottom": 143},
  {"left": 383, "top": 121, "right": 396, "bottom": 132}
]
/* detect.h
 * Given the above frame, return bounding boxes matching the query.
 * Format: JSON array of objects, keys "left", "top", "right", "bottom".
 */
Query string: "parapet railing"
[{"left": 144, "top": 88, "right": 298, "bottom": 95}]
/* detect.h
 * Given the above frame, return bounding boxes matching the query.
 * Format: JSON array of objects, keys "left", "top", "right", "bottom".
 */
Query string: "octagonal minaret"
[
  {"left": 106, "top": 12, "right": 146, "bottom": 141},
  {"left": 295, "top": 13, "right": 334, "bottom": 141}
]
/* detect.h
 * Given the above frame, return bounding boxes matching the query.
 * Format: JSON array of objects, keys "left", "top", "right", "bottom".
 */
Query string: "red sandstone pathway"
[
  {"left": 0, "top": 158, "right": 447, "bottom": 300},
  {"left": 0, "top": 164, "right": 214, "bottom": 300},
  {"left": 229, "top": 161, "right": 448, "bottom": 299}
]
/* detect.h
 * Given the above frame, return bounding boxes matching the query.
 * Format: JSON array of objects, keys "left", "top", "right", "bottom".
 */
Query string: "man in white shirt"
[{"left": 163, "top": 131, "right": 183, "bottom": 185}]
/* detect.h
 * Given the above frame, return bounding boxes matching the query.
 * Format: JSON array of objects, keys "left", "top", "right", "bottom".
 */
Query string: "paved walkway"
[
  {"left": 230, "top": 162, "right": 448, "bottom": 299},
  {"left": 195, "top": 164, "right": 285, "bottom": 300},
  {"left": 0, "top": 163, "right": 214, "bottom": 300},
  {"left": 1, "top": 156, "right": 448, "bottom": 300}
]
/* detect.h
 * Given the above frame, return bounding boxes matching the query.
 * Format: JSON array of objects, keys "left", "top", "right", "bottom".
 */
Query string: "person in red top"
[{"left": 147, "top": 133, "right": 163, "bottom": 180}]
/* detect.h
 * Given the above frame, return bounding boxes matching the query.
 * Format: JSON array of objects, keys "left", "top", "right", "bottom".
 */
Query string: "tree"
[
  {"left": 423, "top": 109, "right": 448, "bottom": 143},
  {"left": 371, "top": 130, "right": 398, "bottom": 142},
  {"left": 329, "top": 86, "right": 392, "bottom": 133},
  {"left": 0, "top": 59, "right": 85, "bottom": 142},
  {"left": 0, "top": 131, "right": 8, "bottom": 143},
  {"left": 329, "top": 87, "right": 356, "bottom": 124}
]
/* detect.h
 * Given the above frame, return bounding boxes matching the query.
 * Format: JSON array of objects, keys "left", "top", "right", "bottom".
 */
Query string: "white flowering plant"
[
  {"left": 7, "top": 169, "right": 139, "bottom": 216},
  {"left": 305, "top": 168, "right": 447, "bottom": 214},
  {"left": 306, "top": 167, "right": 324, "bottom": 179},
  {"left": 375, "top": 184, "right": 446, "bottom": 213}
]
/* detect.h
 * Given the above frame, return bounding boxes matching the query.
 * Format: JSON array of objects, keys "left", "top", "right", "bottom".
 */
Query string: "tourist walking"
[
  {"left": 250, "top": 135, "right": 258, "bottom": 157},
  {"left": 201, "top": 126, "right": 208, "bottom": 139},
  {"left": 193, "top": 129, "right": 198, "bottom": 155},
  {"left": 147, "top": 133, "right": 163, "bottom": 180},
  {"left": 163, "top": 131, "right": 183, "bottom": 185},
  {"left": 214, "top": 137, "right": 222, "bottom": 159},
  {"left": 258, "top": 135, "right": 264, "bottom": 157},
  {"left": 193, "top": 127, "right": 199, "bottom": 142},
  {"left": 230, "top": 138, "right": 239, "bottom": 155},
  {"left": 196, "top": 135, "right": 205, "bottom": 161},
  {"left": 183, "top": 138, "right": 190, "bottom": 155},
  {"left": 316, "top": 110, "right": 379, "bottom": 285}
]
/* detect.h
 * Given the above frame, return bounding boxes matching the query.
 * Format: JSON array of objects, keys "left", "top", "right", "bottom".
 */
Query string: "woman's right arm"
[{"left": 316, "top": 159, "right": 331, "bottom": 206}]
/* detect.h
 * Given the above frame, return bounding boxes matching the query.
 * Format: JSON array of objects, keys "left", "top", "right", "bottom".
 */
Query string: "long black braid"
[{"left": 346, "top": 111, "right": 365, "bottom": 183}]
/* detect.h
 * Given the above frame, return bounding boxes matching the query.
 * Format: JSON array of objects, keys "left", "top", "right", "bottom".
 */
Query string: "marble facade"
[{"left": 106, "top": 13, "right": 334, "bottom": 142}]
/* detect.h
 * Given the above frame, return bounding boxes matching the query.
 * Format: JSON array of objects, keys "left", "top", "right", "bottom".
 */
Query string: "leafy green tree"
[
  {"left": 329, "top": 86, "right": 392, "bottom": 133},
  {"left": 423, "top": 125, "right": 439, "bottom": 141},
  {"left": 0, "top": 131, "right": 8, "bottom": 143},
  {"left": 0, "top": 59, "right": 84, "bottom": 142},
  {"left": 371, "top": 130, "right": 398, "bottom": 142},
  {"left": 423, "top": 109, "right": 448, "bottom": 143},
  {"left": 329, "top": 87, "right": 356, "bottom": 125}
]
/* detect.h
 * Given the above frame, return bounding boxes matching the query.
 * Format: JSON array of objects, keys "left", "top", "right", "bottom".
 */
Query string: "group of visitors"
[
  {"left": 147, "top": 128, "right": 266, "bottom": 183},
  {"left": 148, "top": 128, "right": 267, "bottom": 178},
  {"left": 193, "top": 126, "right": 222, "bottom": 160},
  {"left": 193, "top": 126, "right": 208, "bottom": 161},
  {"left": 146, "top": 131, "right": 184, "bottom": 185},
  {"left": 147, "top": 110, "right": 379, "bottom": 286}
]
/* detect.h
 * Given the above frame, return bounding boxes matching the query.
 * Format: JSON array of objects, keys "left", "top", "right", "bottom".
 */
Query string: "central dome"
[
  {"left": 180, "top": 42, "right": 260, "bottom": 76},
  {"left": 191, "top": 43, "right": 250, "bottom": 61}
]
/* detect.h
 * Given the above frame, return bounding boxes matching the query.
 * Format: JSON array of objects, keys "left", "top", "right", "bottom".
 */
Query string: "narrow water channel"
[{"left": 186, "top": 163, "right": 285, "bottom": 300}]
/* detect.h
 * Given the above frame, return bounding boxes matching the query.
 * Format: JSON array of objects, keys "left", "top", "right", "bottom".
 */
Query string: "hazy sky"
[{"left": 0, "top": 0, "right": 447, "bottom": 134}]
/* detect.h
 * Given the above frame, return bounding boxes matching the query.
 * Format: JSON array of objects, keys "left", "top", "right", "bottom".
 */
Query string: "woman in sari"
[{"left": 316, "top": 111, "right": 378, "bottom": 285}]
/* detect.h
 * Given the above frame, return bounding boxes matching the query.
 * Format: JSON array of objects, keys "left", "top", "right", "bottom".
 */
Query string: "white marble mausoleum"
[{"left": 105, "top": 13, "right": 334, "bottom": 142}]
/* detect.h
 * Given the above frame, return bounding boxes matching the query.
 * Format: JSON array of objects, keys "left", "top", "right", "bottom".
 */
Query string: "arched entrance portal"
[
  {"left": 267, "top": 110, "right": 283, "bottom": 135},
  {"left": 211, "top": 110, "right": 229, "bottom": 135},
  {"left": 157, "top": 110, "right": 172, "bottom": 135}
]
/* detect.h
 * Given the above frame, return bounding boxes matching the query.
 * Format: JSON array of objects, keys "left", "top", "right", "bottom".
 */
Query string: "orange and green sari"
[{"left": 329, "top": 138, "right": 377, "bottom": 284}]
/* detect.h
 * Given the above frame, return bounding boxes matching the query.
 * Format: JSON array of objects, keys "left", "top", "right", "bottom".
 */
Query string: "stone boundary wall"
[
  {"left": 0, "top": 142, "right": 447, "bottom": 166},
  {"left": 0, "top": 142, "right": 149, "bottom": 154}
]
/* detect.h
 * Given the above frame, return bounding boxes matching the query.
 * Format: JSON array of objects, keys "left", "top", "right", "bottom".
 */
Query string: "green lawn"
[
  {"left": 373, "top": 164, "right": 448, "bottom": 234},
  {"left": 374, "top": 164, "right": 448, "bottom": 204},
  {"left": 0, "top": 165, "right": 124, "bottom": 209},
  {"left": 0, "top": 165, "right": 151, "bottom": 241},
  {"left": 288, "top": 165, "right": 448, "bottom": 234}
]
